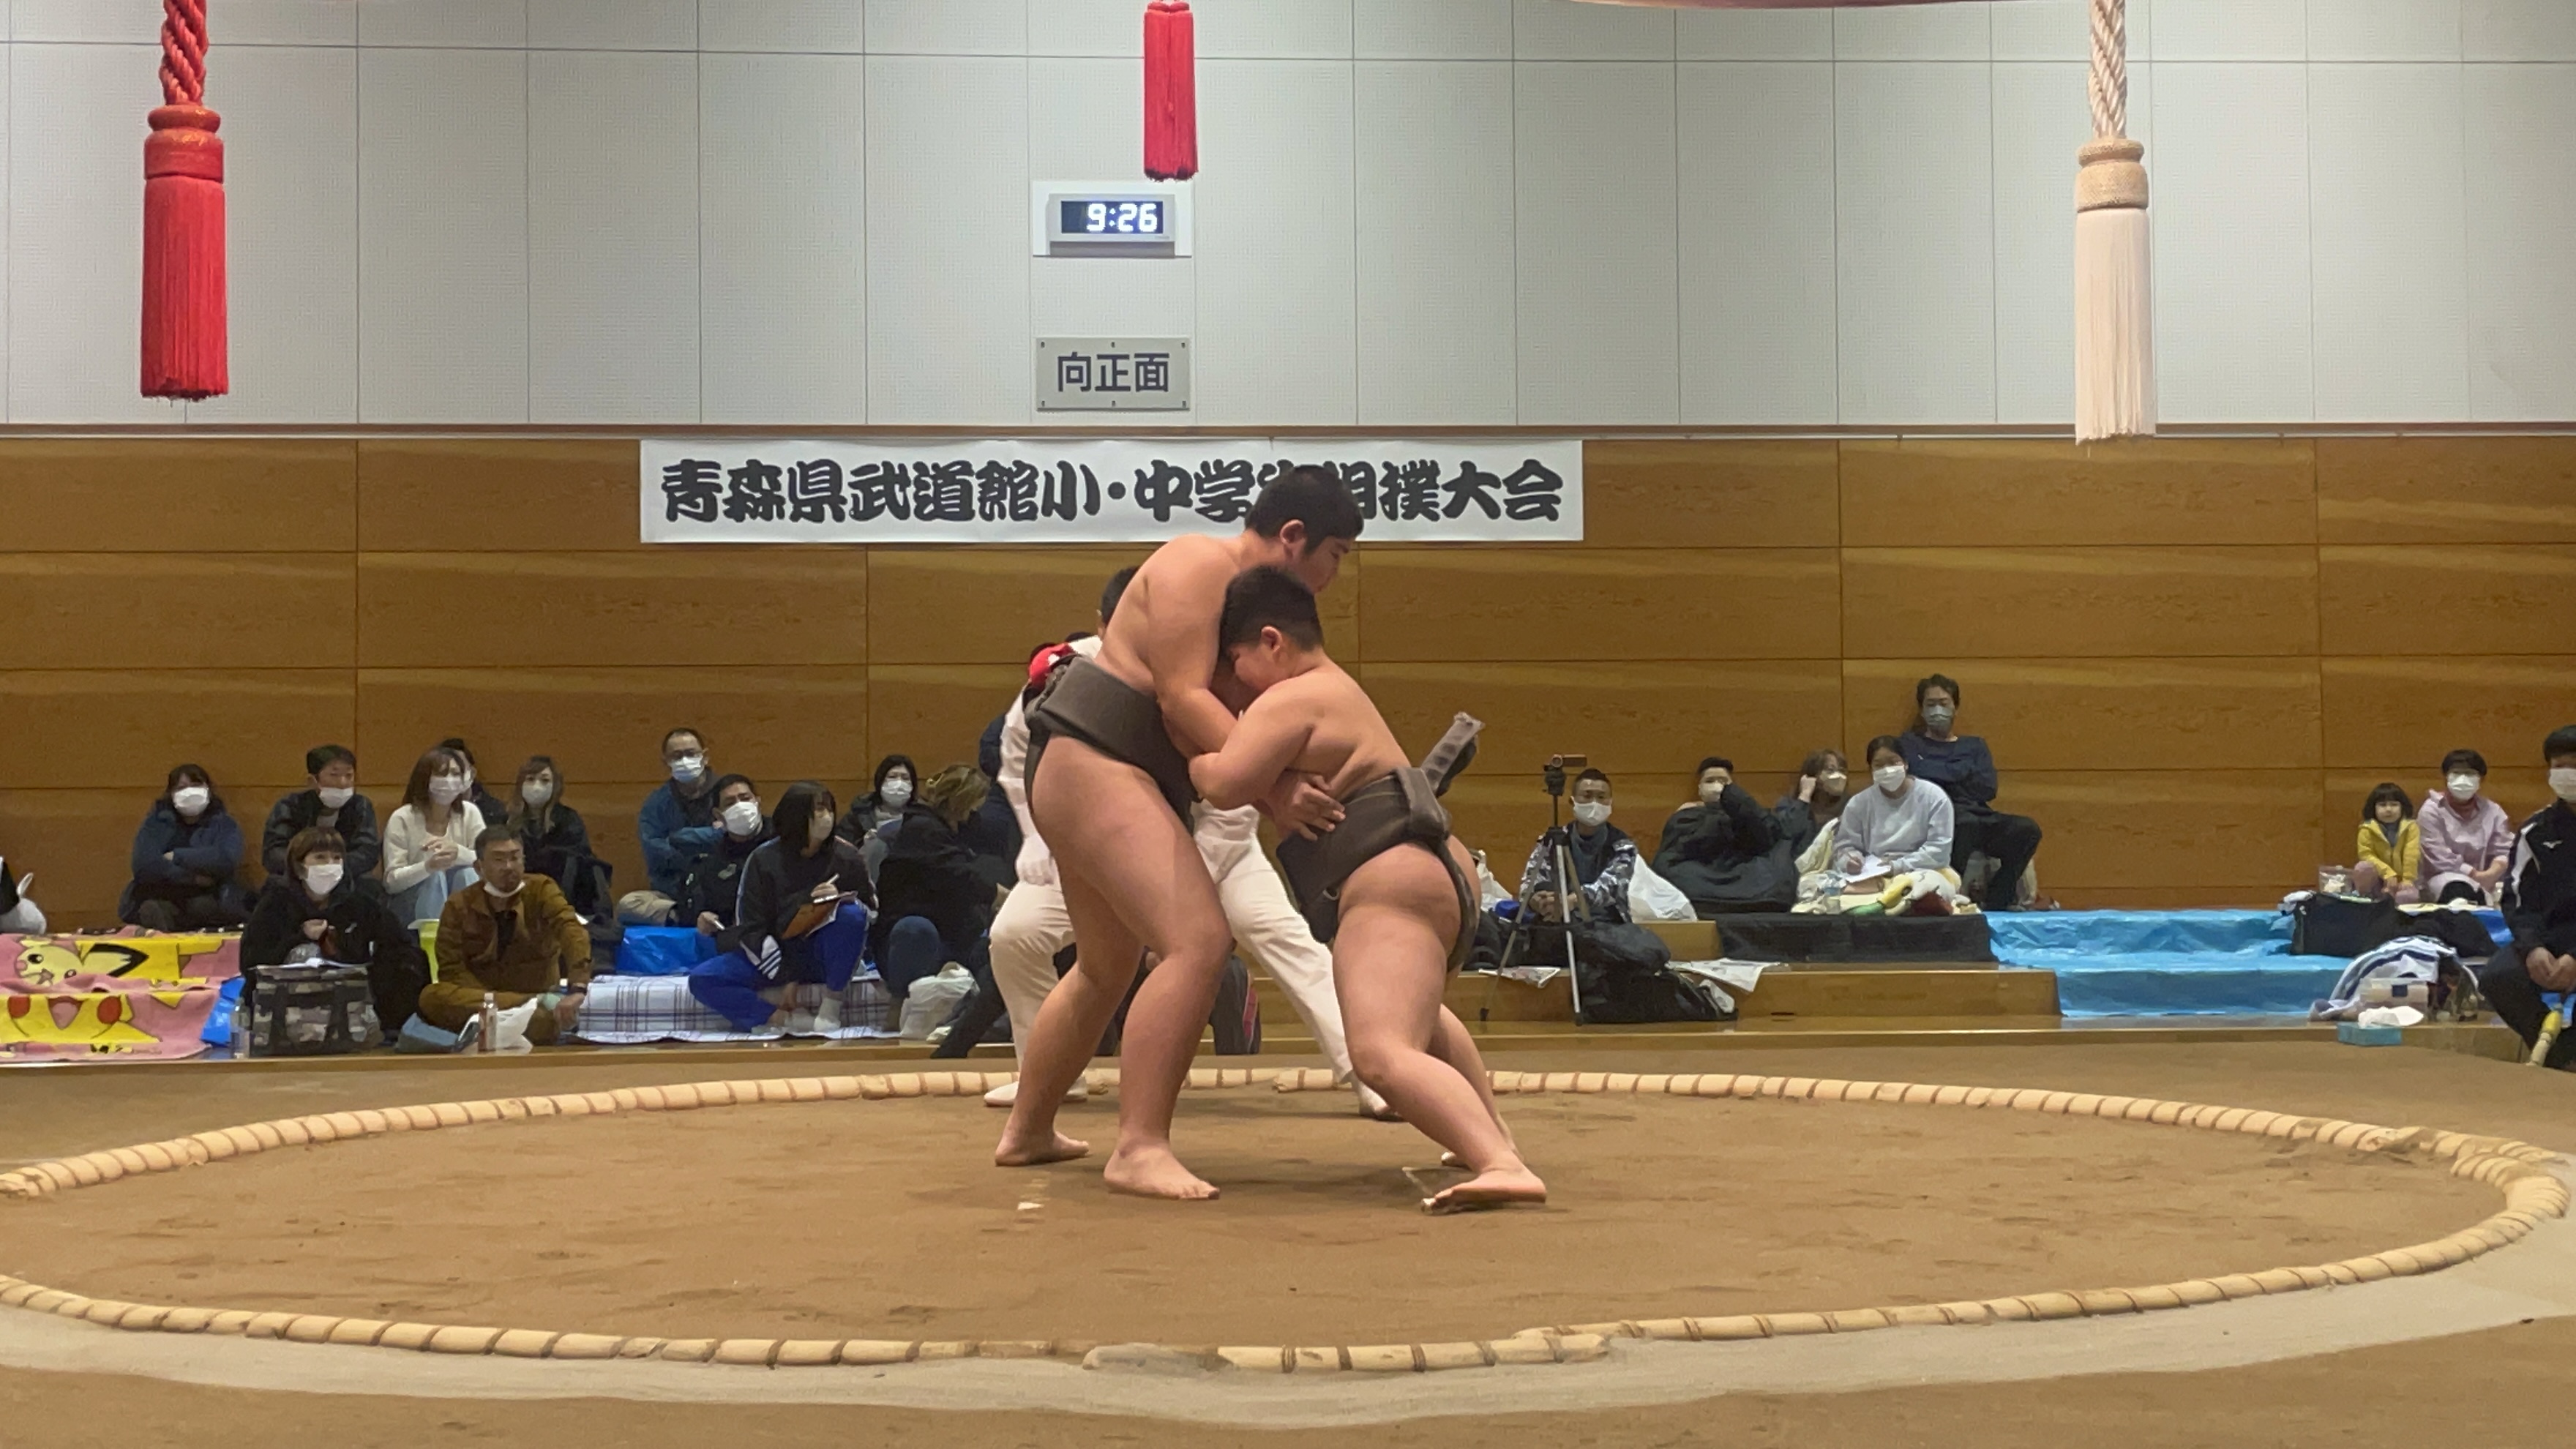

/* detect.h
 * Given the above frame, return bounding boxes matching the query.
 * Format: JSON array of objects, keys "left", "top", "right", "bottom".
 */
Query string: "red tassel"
[
  {"left": 142, "top": 0, "right": 227, "bottom": 401},
  {"left": 1143, "top": 1, "right": 1197, "bottom": 182}
]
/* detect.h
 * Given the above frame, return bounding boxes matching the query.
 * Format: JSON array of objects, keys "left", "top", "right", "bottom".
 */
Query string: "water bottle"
[{"left": 479, "top": 992, "right": 497, "bottom": 1053}]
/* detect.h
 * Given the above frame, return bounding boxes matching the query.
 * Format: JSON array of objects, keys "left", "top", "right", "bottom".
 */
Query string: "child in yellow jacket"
[{"left": 2354, "top": 781, "right": 2421, "bottom": 904}]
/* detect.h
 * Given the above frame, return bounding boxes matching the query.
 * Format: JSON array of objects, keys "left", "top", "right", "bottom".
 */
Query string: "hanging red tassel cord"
[
  {"left": 141, "top": 0, "right": 228, "bottom": 400},
  {"left": 1142, "top": 1, "right": 1197, "bottom": 181}
]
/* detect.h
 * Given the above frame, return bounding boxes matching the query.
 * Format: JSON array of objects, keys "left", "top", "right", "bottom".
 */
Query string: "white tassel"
[{"left": 2074, "top": 0, "right": 2154, "bottom": 442}]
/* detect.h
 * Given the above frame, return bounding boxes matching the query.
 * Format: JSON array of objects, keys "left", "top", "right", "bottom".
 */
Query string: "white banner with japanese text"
[{"left": 640, "top": 438, "right": 1582, "bottom": 544}]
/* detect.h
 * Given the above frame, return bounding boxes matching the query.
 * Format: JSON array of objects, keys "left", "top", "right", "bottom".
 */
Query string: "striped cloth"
[{"left": 574, "top": 973, "right": 897, "bottom": 1045}]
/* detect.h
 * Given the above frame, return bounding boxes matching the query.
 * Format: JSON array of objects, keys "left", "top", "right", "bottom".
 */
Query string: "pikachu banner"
[{"left": 0, "top": 934, "right": 238, "bottom": 1063}]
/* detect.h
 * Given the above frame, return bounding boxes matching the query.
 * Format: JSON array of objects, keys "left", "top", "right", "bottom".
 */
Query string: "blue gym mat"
[{"left": 1985, "top": 908, "right": 2507, "bottom": 1018}]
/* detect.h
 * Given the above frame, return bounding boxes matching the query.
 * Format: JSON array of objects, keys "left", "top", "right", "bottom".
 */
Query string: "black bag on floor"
[
  {"left": 1569, "top": 923, "right": 1726, "bottom": 1025},
  {"left": 233, "top": 962, "right": 379, "bottom": 1058},
  {"left": 2291, "top": 894, "right": 2403, "bottom": 956},
  {"left": 2408, "top": 909, "right": 2501, "bottom": 962}
]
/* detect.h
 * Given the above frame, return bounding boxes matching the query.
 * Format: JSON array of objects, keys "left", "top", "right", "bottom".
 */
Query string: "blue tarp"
[
  {"left": 613, "top": 926, "right": 719, "bottom": 978},
  {"left": 1986, "top": 908, "right": 2506, "bottom": 1018}
]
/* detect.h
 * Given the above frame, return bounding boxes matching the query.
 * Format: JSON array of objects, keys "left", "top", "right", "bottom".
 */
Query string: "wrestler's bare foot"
[
  {"left": 1103, "top": 1143, "right": 1220, "bottom": 1201},
  {"left": 1424, "top": 1165, "right": 1546, "bottom": 1215},
  {"left": 994, "top": 1127, "right": 1090, "bottom": 1167}
]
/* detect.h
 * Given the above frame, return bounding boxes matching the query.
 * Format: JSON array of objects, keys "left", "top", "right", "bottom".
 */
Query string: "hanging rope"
[
  {"left": 141, "top": 0, "right": 228, "bottom": 400},
  {"left": 160, "top": 0, "right": 208, "bottom": 106},
  {"left": 2073, "top": 0, "right": 2151, "bottom": 441},
  {"left": 2087, "top": 0, "right": 2125, "bottom": 141}
]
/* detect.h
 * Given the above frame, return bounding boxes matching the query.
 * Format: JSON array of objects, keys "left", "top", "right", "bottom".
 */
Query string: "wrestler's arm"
[
  {"left": 1139, "top": 552, "right": 1239, "bottom": 757},
  {"left": 1189, "top": 692, "right": 1315, "bottom": 810}
]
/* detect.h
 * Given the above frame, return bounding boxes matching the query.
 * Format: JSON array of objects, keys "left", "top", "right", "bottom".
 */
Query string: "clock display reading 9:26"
[{"left": 1060, "top": 198, "right": 1165, "bottom": 237}]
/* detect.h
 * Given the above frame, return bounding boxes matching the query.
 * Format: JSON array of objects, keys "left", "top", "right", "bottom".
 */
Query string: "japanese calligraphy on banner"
[{"left": 640, "top": 438, "right": 1584, "bottom": 544}]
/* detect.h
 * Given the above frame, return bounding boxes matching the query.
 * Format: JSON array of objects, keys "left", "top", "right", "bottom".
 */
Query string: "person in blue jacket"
[
  {"left": 121, "top": 763, "right": 251, "bottom": 931},
  {"left": 618, "top": 725, "right": 724, "bottom": 924}
]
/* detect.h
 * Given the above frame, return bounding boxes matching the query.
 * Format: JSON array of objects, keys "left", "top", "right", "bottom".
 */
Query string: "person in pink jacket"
[{"left": 2419, "top": 748, "right": 2514, "bottom": 904}]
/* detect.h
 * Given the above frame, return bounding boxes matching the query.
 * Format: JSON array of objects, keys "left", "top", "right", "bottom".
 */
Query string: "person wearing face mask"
[
  {"left": 1653, "top": 757, "right": 1794, "bottom": 915},
  {"left": 121, "top": 763, "right": 251, "bottom": 931},
  {"left": 242, "top": 827, "right": 427, "bottom": 1039},
  {"left": 421, "top": 830, "right": 593, "bottom": 1047},
  {"left": 1898, "top": 674, "right": 2043, "bottom": 912},
  {"left": 1831, "top": 737, "right": 1955, "bottom": 882},
  {"left": 872, "top": 765, "right": 1004, "bottom": 1005},
  {"left": 2482, "top": 727, "right": 2576, "bottom": 1067},
  {"left": 261, "top": 744, "right": 381, "bottom": 886},
  {"left": 383, "top": 747, "right": 486, "bottom": 925},
  {"left": 623, "top": 727, "right": 724, "bottom": 925},
  {"left": 839, "top": 753, "right": 921, "bottom": 849},
  {"left": 1775, "top": 749, "right": 1852, "bottom": 855},
  {"left": 436, "top": 738, "right": 512, "bottom": 831},
  {"left": 679, "top": 774, "right": 766, "bottom": 935},
  {"left": 688, "top": 781, "right": 876, "bottom": 1034},
  {"left": 2418, "top": 749, "right": 2515, "bottom": 905},
  {"left": 1520, "top": 768, "right": 1636, "bottom": 924},
  {"left": 507, "top": 755, "right": 610, "bottom": 922}
]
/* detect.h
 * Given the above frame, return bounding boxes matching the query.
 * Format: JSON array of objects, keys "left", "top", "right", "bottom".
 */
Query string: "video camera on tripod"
[{"left": 1500, "top": 753, "right": 1592, "bottom": 1023}]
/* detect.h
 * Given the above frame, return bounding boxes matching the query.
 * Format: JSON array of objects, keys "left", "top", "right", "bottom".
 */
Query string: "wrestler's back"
[{"left": 1091, "top": 534, "right": 1236, "bottom": 694}]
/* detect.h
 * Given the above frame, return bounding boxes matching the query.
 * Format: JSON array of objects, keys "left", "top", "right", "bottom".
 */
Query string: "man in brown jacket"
[{"left": 424, "top": 828, "right": 591, "bottom": 1046}]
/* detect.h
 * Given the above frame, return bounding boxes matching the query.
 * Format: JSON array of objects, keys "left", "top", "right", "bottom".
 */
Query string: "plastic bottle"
[{"left": 479, "top": 992, "right": 497, "bottom": 1054}]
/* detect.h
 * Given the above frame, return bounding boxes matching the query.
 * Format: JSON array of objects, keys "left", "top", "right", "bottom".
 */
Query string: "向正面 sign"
[{"left": 1036, "top": 337, "right": 1189, "bottom": 412}]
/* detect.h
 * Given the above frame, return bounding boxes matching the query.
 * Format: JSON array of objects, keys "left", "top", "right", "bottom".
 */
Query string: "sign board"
[{"left": 1037, "top": 337, "right": 1190, "bottom": 412}]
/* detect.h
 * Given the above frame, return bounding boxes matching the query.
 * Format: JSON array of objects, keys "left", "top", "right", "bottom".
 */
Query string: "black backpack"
[
  {"left": 2291, "top": 894, "right": 2402, "bottom": 956},
  {"left": 1568, "top": 923, "right": 1729, "bottom": 1025}
]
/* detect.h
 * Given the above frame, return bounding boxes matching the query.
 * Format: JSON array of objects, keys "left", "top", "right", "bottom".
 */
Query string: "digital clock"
[
  {"left": 1046, "top": 193, "right": 1172, "bottom": 247},
  {"left": 1030, "top": 181, "right": 1191, "bottom": 257}
]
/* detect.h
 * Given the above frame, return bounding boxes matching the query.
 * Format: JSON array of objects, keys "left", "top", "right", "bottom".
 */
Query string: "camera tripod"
[{"left": 1496, "top": 755, "right": 1592, "bottom": 1025}]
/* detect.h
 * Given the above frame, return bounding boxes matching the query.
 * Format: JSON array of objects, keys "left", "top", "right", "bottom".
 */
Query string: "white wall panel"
[
  {"left": 1677, "top": 61, "right": 1836, "bottom": 424},
  {"left": 1196, "top": 0, "right": 1353, "bottom": 59},
  {"left": 2465, "top": 1, "right": 2576, "bottom": 61},
  {"left": 529, "top": 0, "right": 696, "bottom": 50},
  {"left": 2156, "top": 0, "right": 2307, "bottom": 59},
  {"left": 1515, "top": 61, "right": 1678, "bottom": 424},
  {"left": 701, "top": 53, "right": 867, "bottom": 424},
  {"left": 1989, "top": 60, "right": 2154, "bottom": 424},
  {"left": 865, "top": 0, "right": 1025, "bottom": 56},
  {"left": 12, "top": 0, "right": 155, "bottom": 42},
  {"left": 189, "top": 45, "right": 357, "bottom": 424},
  {"left": 1835, "top": 2, "right": 1989, "bottom": 60},
  {"left": 1677, "top": 7, "right": 1830, "bottom": 61},
  {"left": 700, "top": 0, "right": 866, "bottom": 53},
  {"left": 865, "top": 56, "right": 1029, "bottom": 423},
  {"left": 1027, "top": 0, "right": 1137, "bottom": 58},
  {"left": 1358, "top": 0, "right": 1512, "bottom": 61},
  {"left": 1835, "top": 61, "right": 1995, "bottom": 424},
  {"left": 1194, "top": 59, "right": 1356, "bottom": 425},
  {"left": 2310, "top": 0, "right": 2461, "bottom": 60},
  {"left": 1514, "top": 0, "right": 1673, "bottom": 61},
  {"left": 358, "top": 47, "right": 528, "bottom": 422},
  {"left": 357, "top": 0, "right": 526, "bottom": 48},
  {"left": 225, "top": 2, "right": 360, "bottom": 45},
  {"left": 1026, "top": 56, "right": 1194, "bottom": 386},
  {"left": 7, "top": 44, "right": 169, "bottom": 422},
  {"left": 1355, "top": 60, "right": 1515, "bottom": 425},
  {"left": 2465, "top": 63, "right": 2576, "bottom": 419},
  {"left": 1990, "top": 0, "right": 2153, "bottom": 61},
  {"left": 527, "top": 50, "right": 700, "bottom": 422},
  {"left": 2309, "top": 62, "right": 2467, "bottom": 421},
  {"left": 2152, "top": 62, "right": 2313, "bottom": 422}
]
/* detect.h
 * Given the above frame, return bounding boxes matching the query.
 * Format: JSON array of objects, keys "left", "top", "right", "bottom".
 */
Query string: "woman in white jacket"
[{"left": 383, "top": 746, "right": 484, "bottom": 924}]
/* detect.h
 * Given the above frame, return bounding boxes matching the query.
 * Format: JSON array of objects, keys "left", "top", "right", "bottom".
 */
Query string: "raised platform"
[{"left": 1983, "top": 909, "right": 2504, "bottom": 1018}]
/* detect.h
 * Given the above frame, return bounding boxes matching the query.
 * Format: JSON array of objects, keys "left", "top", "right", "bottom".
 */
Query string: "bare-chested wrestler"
[
  {"left": 996, "top": 466, "right": 1362, "bottom": 1199},
  {"left": 1189, "top": 566, "right": 1545, "bottom": 1213}
]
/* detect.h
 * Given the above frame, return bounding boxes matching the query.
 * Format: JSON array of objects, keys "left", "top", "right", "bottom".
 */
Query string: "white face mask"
[
  {"left": 1873, "top": 763, "right": 1909, "bottom": 794},
  {"left": 810, "top": 814, "right": 836, "bottom": 847},
  {"left": 880, "top": 778, "right": 914, "bottom": 808},
  {"left": 670, "top": 753, "right": 706, "bottom": 784},
  {"left": 2446, "top": 774, "right": 2481, "bottom": 803},
  {"left": 302, "top": 862, "right": 345, "bottom": 896},
  {"left": 315, "top": 785, "right": 354, "bottom": 809},
  {"left": 1818, "top": 771, "right": 1849, "bottom": 796},
  {"left": 484, "top": 877, "right": 523, "bottom": 901},
  {"left": 521, "top": 778, "right": 554, "bottom": 806},
  {"left": 1571, "top": 801, "right": 1611, "bottom": 828},
  {"left": 427, "top": 775, "right": 465, "bottom": 806},
  {"left": 2553, "top": 767, "right": 2576, "bottom": 803},
  {"left": 1922, "top": 704, "right": 1957, "bottom": 733},
  {"left": 1698, "top": 779, "right": 1729, "bottom": 805},
  {"left": 724, "top": 798, "right": 763, "bottom": 837},
  {"left": 171, "top": 786, "right": 210, "bottom": 817}
]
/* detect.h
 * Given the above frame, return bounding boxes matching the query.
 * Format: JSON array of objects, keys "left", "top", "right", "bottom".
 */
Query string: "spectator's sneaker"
[
  {"left": 981, "top": 1078, "right": 1090, "bottom": 1109},
  {"left": 812, "top": 996, "right": 843, "bottom": 1035}
]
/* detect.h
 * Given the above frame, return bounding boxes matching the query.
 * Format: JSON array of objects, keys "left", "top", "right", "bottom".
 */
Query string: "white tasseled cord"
[{"left": 2074, "top": 0, "right": 2155, "bottom": 441}]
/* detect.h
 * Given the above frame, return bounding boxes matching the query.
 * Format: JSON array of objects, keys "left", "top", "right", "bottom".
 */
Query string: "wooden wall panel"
[
  {"left": 1365, "top": 662, "right": 1841, "bottom": 779},
  {"left": 7, "top": 670, "right": 356, "bottom": 790},
  {"left": 1841, "top": 438, "right": 2316, "bottom": 547},
  {"left": 1842, "top": 547, "right": 2318, "bottom": 659},
  {"left": 1996, "top": 770, "right": 2323, "bottom": 892},
  {"left": 2319, "top": 544, "right": 2576, "bottom": 656},
  {"left": 357, "top": 440, "right": 645, "bottom": 552},
  {"left": 353, "top": 667, "right": 872, "bottom": 795},
  {"left": 355, "top": 552, "right": 868, "bottom": 667},
  {"left": 2317, "top": 437, "right": 2576, "bottom": 544},
  {"left": 0, "top": 784, "right": 308, "bottom": 927},
  {"left": 1839, "top": 659, "right": 2323, "bottom": 771},
  {"left": 866, "top": 664, "right": 1027, "bottom": 775},
  {"left": 2319, "top": 656, "right": 2576, "bottom": 769},
  {"left": 1359, "top": 548, "right": 1841, "bottom": 662},
  {"left": 867, "top": 547, "right": 1150, "bottom": 664},
  {"left": 0, "top": 556, "right": 357, "bottom": 670},
  {"left": 1582, "top": 440, "right": 1838, "bottom": 547},
  {"left": 1, "top": 440, "right": 356, "bottom": 553}
]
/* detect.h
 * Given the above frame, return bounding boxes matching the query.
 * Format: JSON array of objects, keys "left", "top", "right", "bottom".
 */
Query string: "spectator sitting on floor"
[
  {"left": 2420, "top": 748, "right": 2515, "bottom": 905},
  {"left": 1775, "top": 748, "right": 1852, "bottom": 856},
  {"left": 509, "top": 755, "right": 610, "bottom": 922},
  {"left": 838, "top": 754, "right": 918, "bottom": 848},
  {"left": 1654, "top": 757, "right": 1794, "bottom": 914},
  {"left": 421, "top": 828, "right": 591, "bottom": 1048},
  {"left": 1833, "top": 735, "right": 1955, "bottom": 883},
  {"left": 2481, "top": 727, "right": 2576, "bottom": 1068},
  {"left": 623, "top": 727, "right": 722, "bottom": 924},
  {"left": 121, "top": 764, "right": 250, "bottom": 932},
  {"left": 2353, "top": 782, "right": 2422, "bottom": 904},
  {"left": 435, "top": 738, "right": 512, "bottom": 829},
  {"left": 1899, "top": 673, "right": 2042, "bottom": 912},
  {"left": 1, "top": 851, "right": 45, "bottom": 935},
  {"left": 242, "top": 827, "right": 428, "bottom": 1038},
  {"left": 1521, "top": 768, "right": 1635, "bottom": 924},
  {"left": 261, "top": 744, "right": 381, "bottom": 885},
  {"left": 872, "top": 764, "right": 1000, "bottom": 1005},
  {"left": 680, "top": 774, "right": 765, "bottom": 936},
  {"left": 383, "top": 746, "right": 484, "bottom": 925},
  {"left": 688, "top": 781, "right": 874, "bottom": 1034}
]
